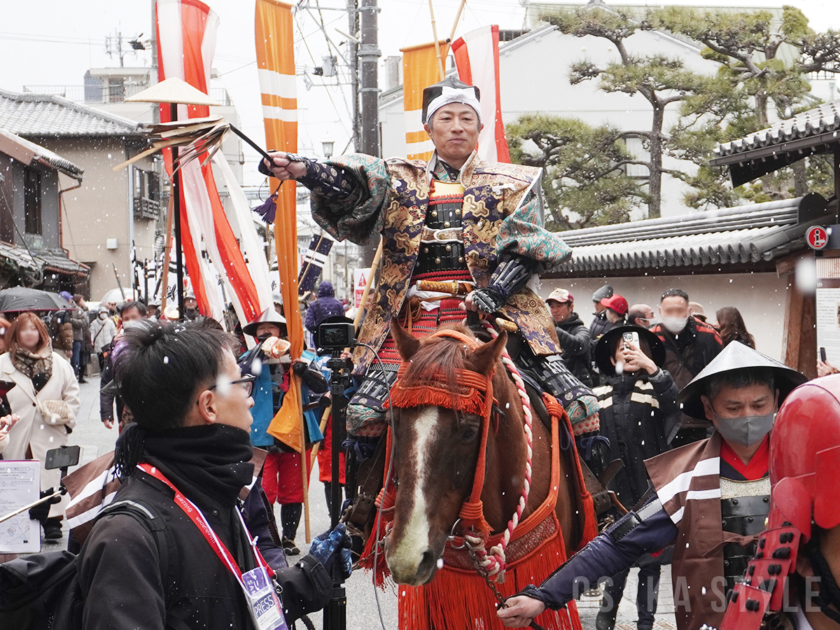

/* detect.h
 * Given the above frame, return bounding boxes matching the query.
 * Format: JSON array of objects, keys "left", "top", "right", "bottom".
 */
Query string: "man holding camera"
[
  {"left": 238, "top": 308, "right": 327, "bottom": 556},
  {"left": 260, "top": 76, "right": 586, "bottom": 439}
]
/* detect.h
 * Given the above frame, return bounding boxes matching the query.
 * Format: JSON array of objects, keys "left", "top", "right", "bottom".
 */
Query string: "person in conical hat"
[
  {"left": 257, "top": 73, "right": 587, "bottom": 444},
  {"left": 715, "top": 374, "right": 840, "bottom": 630},
  {"left": 499, "top": 342, "right": 806, "bottom": 630},
  {"left": 238, "top": 307, "right": 325, "bottom": 556}
]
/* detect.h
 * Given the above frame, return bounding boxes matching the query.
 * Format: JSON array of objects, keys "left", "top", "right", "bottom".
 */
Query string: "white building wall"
[{"left": 379, "top": 25, "right": 722, "bottom": 218}]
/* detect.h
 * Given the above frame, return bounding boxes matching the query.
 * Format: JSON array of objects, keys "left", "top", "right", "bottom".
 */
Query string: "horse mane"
[{"left": 401, "top": 323, "right": 474, "bottom": 396}]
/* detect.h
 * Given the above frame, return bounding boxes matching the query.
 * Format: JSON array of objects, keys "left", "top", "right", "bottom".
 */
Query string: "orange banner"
[
  {"left": 255, "top": 0, "right": 304, "bottom": 453},
  {"left": 402, "top": 40, "right": 449, "bottom": 161}
]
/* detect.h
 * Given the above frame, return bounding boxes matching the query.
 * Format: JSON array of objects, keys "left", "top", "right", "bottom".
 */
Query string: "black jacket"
[
  {"left": 555, "top": 313, "right": 592, "bottom": 387},
  {"left": 650, "top": 318, "right": 722, "bottom": 430},
  {"left": 589, "top": 312, "right": 622, "bottom": 385},
  {"left": 78, "top": 465, "right": 331, "bottom": 629},
  {"left": 594, "top": 369, "right": 680, "bottom": 508}
]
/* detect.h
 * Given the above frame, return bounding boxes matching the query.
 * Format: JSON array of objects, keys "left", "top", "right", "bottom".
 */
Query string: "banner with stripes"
[
  {"left": 255, "top": 0, "right": 307, "bottom": 454},
  {"left": 452, "top": 25, "right": 510, "bottom": 163},
  {"left": 401, "top": 40, "right": 449, "bottom": 161},
  {"left": 156, "top": 0, "right": 263, "bottom": 325}
]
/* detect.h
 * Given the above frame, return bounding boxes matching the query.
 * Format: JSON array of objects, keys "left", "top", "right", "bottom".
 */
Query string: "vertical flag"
[
  {"left": 401, "top": 40, "right": 450, "bottom": 161},
  {"left": 156, "top": 0, "right": 263, "bottom": 325},
  {"left": 255, "top": 0, "right": 306, "bottom": 453},
  {"left": 452, "top": 25, "right": 510, "bottom": 163},
  {"left": 298, "top": 233, "right": 335, "bottom": 296}
]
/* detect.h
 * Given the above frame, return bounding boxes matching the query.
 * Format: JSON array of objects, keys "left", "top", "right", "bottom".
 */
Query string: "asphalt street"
[{"left": 53, "top": 375, "right": 677, "bottom": 630}]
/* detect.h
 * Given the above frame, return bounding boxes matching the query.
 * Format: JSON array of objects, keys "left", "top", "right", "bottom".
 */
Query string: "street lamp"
[{"left": 321, "top": 135, "right": 335, "bottom": 159}]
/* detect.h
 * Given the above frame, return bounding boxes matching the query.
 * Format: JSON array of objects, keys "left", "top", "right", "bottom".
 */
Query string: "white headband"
[{"left": 425, "top": 86, "right": 481, "bottom": 126}]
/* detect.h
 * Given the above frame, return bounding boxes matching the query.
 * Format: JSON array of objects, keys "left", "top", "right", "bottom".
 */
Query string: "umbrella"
[
  {"left": 99, "top": 288, "right": 139, "bottom": 305},
  {"left": 0, "top": 287, "right": 73, "bottom": 313}
]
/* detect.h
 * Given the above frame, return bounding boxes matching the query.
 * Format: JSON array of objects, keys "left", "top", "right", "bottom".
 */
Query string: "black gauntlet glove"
[{"left": 470, "top": 253, "right": 537, "bottom": 314}]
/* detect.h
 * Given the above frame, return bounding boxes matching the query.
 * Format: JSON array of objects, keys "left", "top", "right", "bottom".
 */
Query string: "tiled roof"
[
  {"left": 711, "top": 101, "right": 840, "bottom": 186},
  {"left": 37, "top": 250, "right": 89, "bottom": 274},
  {"left": 0, "top": 128, "right": 83, "bottom": 179},
  {"left": 550, "top": 196, "right": 828, "bottom": 276},
  {"left": 0, "top": 89, "right": 141, "bottom": 137},
  {"left": 0, "top": 242, "right": 87, "bottom": 279}
]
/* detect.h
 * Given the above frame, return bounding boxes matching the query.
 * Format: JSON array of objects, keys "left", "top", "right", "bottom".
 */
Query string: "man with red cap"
[{"left": 717, "top": 374, "right": 840, "bottom": 630}]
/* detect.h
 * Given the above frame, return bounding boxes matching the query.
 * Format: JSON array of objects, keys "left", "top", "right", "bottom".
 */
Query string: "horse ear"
[
  {"left": 472, "top": 330, "right": 507, "bottom": 375},
  {"left": 391, "top": 318, "right": 420, "bottom": 361}
]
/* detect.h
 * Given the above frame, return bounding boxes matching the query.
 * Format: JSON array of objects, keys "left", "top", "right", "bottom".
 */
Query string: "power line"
[{"left": 292, "top": 10, "right": 352, "bottom": 138}]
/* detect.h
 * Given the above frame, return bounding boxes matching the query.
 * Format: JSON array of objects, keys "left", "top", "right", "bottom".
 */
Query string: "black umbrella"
[{"left": 0, "top": 287, "right": 73, "bottom": 313}]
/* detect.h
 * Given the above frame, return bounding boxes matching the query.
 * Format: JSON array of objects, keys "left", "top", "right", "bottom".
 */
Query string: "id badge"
[{"left": 241, "top": 566, "right": 288, "bottom": 630}]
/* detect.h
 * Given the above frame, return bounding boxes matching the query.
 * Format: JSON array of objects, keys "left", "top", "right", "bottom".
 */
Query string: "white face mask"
[
  {"left": 99, "top": 313, "right": 108, "bottom": 320},
  {"left": 662, "top": 316, "right": 688, "bottom": 334}
]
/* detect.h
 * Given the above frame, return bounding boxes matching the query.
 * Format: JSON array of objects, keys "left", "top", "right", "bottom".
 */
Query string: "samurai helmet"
[
  {"left": 421, "top": 76, "right": 481, "bottom": 125},
  {"left": 768, "top": 375, "right": 840, "bottom": 538},
  {"left": 242, "top": 307, "right": 287, "bottom": 338},
  {"left": 677, "top": 341, "right": 806, "bottom": 420}
]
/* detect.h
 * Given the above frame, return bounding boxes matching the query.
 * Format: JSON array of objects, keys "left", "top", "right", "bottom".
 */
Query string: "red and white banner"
[
  {"left": 452, "top": 25, "right": 510, "bottom": 163},
  {"left": 156, "top": 0, "right": 263, "bottom": 325}
]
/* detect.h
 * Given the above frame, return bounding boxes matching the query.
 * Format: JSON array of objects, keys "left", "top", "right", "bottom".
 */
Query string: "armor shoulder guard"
[
  {"left": 472, "top": 161, "right": 542, "bottom": 185},
  {"left": 385, "top": 157, "right": 428, "bottom": 175}
]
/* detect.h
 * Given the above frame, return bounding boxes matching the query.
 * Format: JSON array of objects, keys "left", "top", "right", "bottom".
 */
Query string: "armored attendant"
[
  {"left": 717, "top": 374, "right": 840, "bottom": 630},
  {"left": 260, "top": 76, "right": 598, "bottom": 440},
  {"left": 499, "top": 342, "right": 807, "bottom": 630}
]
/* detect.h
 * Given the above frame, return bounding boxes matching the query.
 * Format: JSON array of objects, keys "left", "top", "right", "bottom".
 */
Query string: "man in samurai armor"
[
  {"left": 238, "top": 308, "right": 327, "bottom": 555},
  {"left": 259, "top": 75, "right": 599, "bottom": 448},
  {"left": 714, "top": 374, "right": 840, "bottom": 630},
  {"left": 498, "top": 341, "right": 807, "bottom": 630}
]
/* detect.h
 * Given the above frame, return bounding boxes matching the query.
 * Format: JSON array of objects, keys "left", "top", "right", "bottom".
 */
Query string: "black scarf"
[{"left": 115, "top": 423, "right": 254, "bottom": 508}]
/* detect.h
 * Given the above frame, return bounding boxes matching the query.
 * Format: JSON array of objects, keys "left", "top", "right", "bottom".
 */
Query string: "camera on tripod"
[{"left": 317, "top": 318, "right": 356, "bottom": 351}]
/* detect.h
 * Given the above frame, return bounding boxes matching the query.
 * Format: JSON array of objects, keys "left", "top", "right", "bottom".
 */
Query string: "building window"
[
  {"left": 108, "top": 78, "right": 125, "bottom": 103},
  {"left": 23, "top": 167, "right": 42, "bottom": 235}
]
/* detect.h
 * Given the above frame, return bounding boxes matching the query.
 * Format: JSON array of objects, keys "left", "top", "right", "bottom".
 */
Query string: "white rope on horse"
[{"left": 462, "top": 321, "right": 535, "bottom": 583}]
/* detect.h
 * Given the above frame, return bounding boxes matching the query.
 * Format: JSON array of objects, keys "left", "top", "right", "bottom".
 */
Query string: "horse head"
[{"left": 383, "top": 318, "right": 510, "bottom": 586}]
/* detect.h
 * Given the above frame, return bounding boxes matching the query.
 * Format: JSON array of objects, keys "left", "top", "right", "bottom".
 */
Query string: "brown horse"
[{"left": 381, "top": 319, "right": 592, "bottom": 627}]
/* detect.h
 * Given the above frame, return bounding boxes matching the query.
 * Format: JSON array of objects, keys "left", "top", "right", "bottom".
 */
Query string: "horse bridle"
[{"left": 389, "top": 329, "right": 499, "bottom": 537}]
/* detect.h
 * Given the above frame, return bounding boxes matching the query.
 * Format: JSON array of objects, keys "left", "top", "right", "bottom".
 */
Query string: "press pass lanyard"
[{"left": 137, "top": 463, "right": 287, "bottom": 630}]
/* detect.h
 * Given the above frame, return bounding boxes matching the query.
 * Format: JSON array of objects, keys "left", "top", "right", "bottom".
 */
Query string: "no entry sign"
[{"left": 807, "top": 225, "right": 829, "bottom": 250}]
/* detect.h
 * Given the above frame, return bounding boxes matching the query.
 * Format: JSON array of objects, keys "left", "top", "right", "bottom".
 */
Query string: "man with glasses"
[{"left": 76, "top": 320, "right": 342, "bottom": 629}]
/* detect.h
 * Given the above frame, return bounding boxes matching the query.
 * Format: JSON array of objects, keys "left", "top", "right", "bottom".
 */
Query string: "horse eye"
[{"left": 461, "top": 426, "right": 479, "bottom": 441}]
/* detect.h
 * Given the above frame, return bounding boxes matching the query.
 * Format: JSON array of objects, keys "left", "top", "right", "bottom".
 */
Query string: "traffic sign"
[{"left": 807, "top": 225, "right": 829, "bottom": 250}]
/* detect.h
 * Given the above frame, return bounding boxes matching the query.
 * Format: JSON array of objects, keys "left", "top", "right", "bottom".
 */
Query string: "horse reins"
[
  {"left": 388, "top": 326, "right": 536, "bottom": 581},
  {"left": 386, "top": 325, "right": 552, "bottom": 630}
]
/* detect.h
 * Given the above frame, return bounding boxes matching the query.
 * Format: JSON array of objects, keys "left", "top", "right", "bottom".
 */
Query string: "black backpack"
[{"left": 0, "top": 499, "right": 169, "bottom": 630}]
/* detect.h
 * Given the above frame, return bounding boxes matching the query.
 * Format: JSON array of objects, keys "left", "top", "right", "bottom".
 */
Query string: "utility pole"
[
  {"left": 359, "top": 0, "right": 380, "bottom": 157},
  {"left": 347, "top": 0, "right": 360, "bottom": 152}
]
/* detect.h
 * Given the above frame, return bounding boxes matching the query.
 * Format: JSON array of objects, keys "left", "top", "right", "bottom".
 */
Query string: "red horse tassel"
[{"left": 359, "top": 394, "right": 595, "bottom": 630}]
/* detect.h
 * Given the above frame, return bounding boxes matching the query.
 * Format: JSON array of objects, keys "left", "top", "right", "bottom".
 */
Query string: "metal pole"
[
  {"left": 347, "top": 0, "right": 360, "bottom": 151},
  {"left": 324, "top": 351, "right": 350, "bottom": 630},
  {"left": 359, "top": 0, "right": 380, "bottom": 157},
  {"left": 170, "top": 103, "right": 185, "bottom": 321}
]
